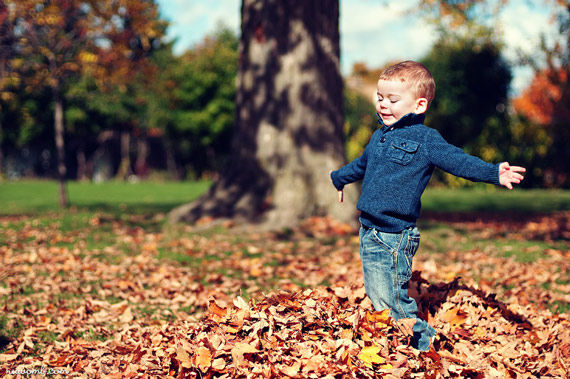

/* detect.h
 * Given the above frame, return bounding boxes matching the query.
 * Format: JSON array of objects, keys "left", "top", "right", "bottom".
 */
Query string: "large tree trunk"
[
  {"left": 53, "top": 85, "right": 69, "bottom": 208},
  {"left": 169, "top": 0, "right": 358, "bottom": 229}
]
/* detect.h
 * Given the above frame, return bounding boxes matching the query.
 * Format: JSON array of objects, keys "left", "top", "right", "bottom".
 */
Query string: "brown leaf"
[
  {"left": 279, "top": 361, "right": 301, "bottom": 377},
  {"left": 231, "top": 342, "right": 259, "bottom": 368},
  {"left": 176, "top": 344, "right": 193, "bottom": 369}
]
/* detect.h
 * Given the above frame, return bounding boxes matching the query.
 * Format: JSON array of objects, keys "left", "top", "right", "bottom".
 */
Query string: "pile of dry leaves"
[{"left": 0, "top": 213, "right": 569, "bottom": 378}]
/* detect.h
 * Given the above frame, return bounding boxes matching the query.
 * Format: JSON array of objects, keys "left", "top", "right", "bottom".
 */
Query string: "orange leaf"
[
  {"left": 195, "top": 346, "right": 212, "bottom": 373},
  {"left": 443, "top": 307, "right": 468, "bottom": 329},
  {"left": 208, "top": 299, "right": 228, "bottom": 319},
  {"left": 366, "top": 309, "right": 391, "bottom": 328}
]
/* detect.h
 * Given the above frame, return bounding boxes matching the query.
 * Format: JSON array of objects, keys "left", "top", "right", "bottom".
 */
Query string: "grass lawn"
[
  {"left": 421, "top": 186, "right": 570, "bottom": 213},
  {"left": 2, "top": 179, "right": 570, "bottom": 216},
  {"left": 0, "top": 179, "right": 211, "bottom": 215},
  {"left": 1, "top": 179, "right": 568, "bottom": 276}
]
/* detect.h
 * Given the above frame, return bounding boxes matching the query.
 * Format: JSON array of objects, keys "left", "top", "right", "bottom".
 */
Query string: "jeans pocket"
[
  {"left": 400, "top": 235, "right": 420, "bottom": 282},
  {"left": 371, "top": 229, "right": 400, "bottom": 254}
]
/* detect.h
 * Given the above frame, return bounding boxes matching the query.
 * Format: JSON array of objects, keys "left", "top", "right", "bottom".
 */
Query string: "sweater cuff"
[
  {"left": 330, "top": 170, "right": 344, "bottom": 191},
  {"left": 491, "top": 163, "right": 502, "bottom": 186}
]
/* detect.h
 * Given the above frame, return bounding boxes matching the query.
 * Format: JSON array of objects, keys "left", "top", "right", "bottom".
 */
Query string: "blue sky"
[{"left": 155, "top": 0, "right": 561, "bottom": 94}]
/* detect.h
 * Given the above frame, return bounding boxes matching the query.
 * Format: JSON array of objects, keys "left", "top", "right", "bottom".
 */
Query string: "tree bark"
[
  {"left": 116, "top": 130, "right": 133, "bottom": 180},
  {"left": 135, "top": 135, "right": 149, "bottom": 178},
  {"left": 169, "top": 0, "right": 358, "bottom": 229},
  {"left": 164, "top": 139, "right": 181, "bottom": 180},
  {"left": 76, "top": 145, "right": 87, "bottom": 181},
  {"left": 53, "top": 85, "right": 69, "bottom": 208}
]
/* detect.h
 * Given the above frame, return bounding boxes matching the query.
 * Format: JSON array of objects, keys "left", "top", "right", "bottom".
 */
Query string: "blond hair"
[{"left": 379, "top": 61, "right": 435, "bottom": 107}]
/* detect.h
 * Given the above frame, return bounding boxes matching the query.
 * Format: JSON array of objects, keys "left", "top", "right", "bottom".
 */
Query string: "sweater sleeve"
[
  {"left": 426, "top": 128, "right": 501, "bottom": 186},
  {"left": 330, "top": 145, "right": 369, "bottom": 190}
]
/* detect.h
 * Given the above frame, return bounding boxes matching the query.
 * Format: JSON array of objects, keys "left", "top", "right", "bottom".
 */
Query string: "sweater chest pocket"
[{"left": 388, "top": 137, "right": 419, "bottom": 165}]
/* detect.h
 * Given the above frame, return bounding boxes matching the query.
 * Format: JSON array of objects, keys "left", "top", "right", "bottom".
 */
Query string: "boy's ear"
[{"left": 414, "top": 98, "right": 428, "bottom": 114}]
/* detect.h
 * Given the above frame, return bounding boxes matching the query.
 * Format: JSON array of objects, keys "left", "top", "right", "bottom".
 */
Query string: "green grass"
[
  {"left": 0, "top": 179, "right": 211, "bottom": 215},
  {"left": 1, "top": 180, "right": 569, "bottom": 216},
  {"left": 421, "top": 186, "right": 570, "bottom": 213}
]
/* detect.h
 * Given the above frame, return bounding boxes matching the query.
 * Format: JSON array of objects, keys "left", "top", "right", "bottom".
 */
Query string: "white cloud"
[
  {"left": 496, "top": 1, "right": 557, "bottom": 60},
  {"left": 340, "top": 0, "right": 437, "bottom": 75}
]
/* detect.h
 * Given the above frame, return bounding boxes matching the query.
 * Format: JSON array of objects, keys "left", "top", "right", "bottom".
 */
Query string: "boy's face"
[{"left": 376, "top": 79, "right": 425, "bottom": 126}]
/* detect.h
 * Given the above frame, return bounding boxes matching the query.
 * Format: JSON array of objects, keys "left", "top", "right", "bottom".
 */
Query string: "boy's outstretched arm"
[
  {"left": 329, "top": 170, "right": 344, "bottom": 202},
  {"left": 499, "top": 162, "right": 526, "bottom": 189}
]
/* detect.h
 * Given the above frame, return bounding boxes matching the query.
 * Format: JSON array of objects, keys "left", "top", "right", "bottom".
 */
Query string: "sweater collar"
[{"left": 376, "top": 112, "right": 425, "bottom": 129}]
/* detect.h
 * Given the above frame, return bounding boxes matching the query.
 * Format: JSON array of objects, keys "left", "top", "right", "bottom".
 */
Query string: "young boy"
[{"left": 330, "top": 61, "right": 525, "bottom": 352}]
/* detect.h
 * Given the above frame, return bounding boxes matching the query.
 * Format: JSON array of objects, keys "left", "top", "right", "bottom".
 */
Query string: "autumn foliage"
[
  {"left": 513, "top": 68, "right": 568, "bottom": 125},
  {"left": 1, "top": 213, "right": 569, "bottom": 377}
]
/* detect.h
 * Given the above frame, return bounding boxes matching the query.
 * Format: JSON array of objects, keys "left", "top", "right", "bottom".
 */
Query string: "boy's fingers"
[
  {"left": 338, "top": 190, "right": 343, "bottom": 203},
  {"left": 510, "top": 166, "right": 526, "bottom": 173}
]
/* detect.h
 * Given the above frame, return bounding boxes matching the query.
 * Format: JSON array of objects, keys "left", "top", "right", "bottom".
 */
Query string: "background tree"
[
  {"left": 166, "top": 26, "right": 238, "bottom": 179},
  {"left": 513, "top": 5, "right": 570, "bottom": 186},
  {"left": 96, "top": 0, "right": 166, "bottom": 181},
  {"left": 12, "top": 0, "right": 94, "bottom": 206},
  {"left": 8, "top": 0, "right": 166, "bottom": 205},
  {"left": 0, "top": 1, "right": 16, "bottom": 180},
  {"left": 422, "top": 32, "right": 512, "bottom": 155},
  {"left": 418, "top": 0, "right": 570, "bottom": 188},
  {"left": 169, "top": 0, "right": 358, "bottom": 229}
]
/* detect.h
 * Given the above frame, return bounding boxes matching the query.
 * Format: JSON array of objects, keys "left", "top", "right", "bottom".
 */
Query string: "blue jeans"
[{"left": 359, "top": 225, "right": 436, "bottom": 351}]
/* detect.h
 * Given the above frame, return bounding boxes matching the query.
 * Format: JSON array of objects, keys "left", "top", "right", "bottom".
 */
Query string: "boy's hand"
[
  {"left": 499, "top": 162, "right": 526, "bottom": 190},
  {"left": 330, "top": 170, "right": 343, "bottom": 202}
]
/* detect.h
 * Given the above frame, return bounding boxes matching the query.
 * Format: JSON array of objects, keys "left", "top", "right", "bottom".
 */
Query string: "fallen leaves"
[
  {"left": 169, "top": 289, "right": 428, "bottom": 378},
  {"left": 358, "top": 345, "right": 389, "bottom": 368},
  {"left": 0, "top": 213, "right": 569, "bottom": 378}
]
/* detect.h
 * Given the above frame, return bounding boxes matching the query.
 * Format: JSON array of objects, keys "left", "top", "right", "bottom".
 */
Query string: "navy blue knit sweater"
[{"left": 331, "top": 113, "right": 501, "bottom": 232}]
